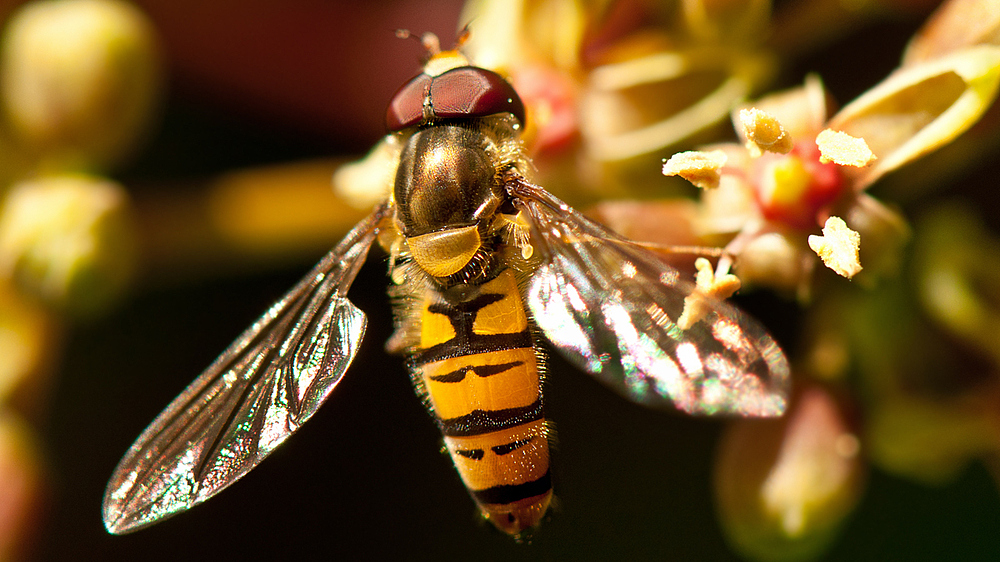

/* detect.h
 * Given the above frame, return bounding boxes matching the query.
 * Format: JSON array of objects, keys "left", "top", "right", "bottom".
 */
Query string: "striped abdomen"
[{"left": 409, "top": 268, "right": 551, "bottom": 535}]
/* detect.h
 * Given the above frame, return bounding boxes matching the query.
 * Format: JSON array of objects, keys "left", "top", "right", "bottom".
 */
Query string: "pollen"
[
  {"left": 678, "top": 258, "right": 742, "bottom": 330},
  {"left": 816, "top": 129, "right": 876, "bottom": 167},
  {"left": 740, "top": 108, "right": 793, "bottom": 157},
  {"left": 662, "top": 150, "right": 728, "bottom": 189},
  {"left": 808, "top": 216, "right": 862, "bottom": 278}
]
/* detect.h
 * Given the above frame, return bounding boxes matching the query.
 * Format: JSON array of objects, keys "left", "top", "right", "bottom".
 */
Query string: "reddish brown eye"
[
  {"left": 386, "top": 73, "right": 432, "bottom": 131},
  {"left": 385, "top": 66, "right": 526, "bottom": 131},
  {"left": 429, "top": 67, "right": 525, "bottom": 125}
]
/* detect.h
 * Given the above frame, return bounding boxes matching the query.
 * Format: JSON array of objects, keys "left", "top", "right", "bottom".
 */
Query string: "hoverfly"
[{"left": 103, "top": 35, "right": 789, "bottom": 538}]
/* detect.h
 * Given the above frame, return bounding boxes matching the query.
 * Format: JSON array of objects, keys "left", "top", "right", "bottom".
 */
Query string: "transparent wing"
[
  {"left": 102, "top": 208, "right": 385, "bottom": 534},
  {"left": 509, "top": 180, "right": 789, "bottom": 418}
]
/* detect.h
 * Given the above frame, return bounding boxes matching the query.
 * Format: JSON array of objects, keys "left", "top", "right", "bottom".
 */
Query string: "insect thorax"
[{"left": 387, "top": 114, "right": 530, "bottom": 284}]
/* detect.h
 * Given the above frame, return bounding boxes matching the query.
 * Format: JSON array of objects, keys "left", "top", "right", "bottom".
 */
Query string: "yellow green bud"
[
  {"left": 0, "top": 174, "right": 136, "bottom": 317},
  {"left": 1, "top": 0, "right": 162, "bottom": 172}
]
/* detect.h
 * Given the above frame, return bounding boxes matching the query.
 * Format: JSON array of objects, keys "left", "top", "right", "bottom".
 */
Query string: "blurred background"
[{"left": 1, "top": 0, "right": 999, "bottom": 560}]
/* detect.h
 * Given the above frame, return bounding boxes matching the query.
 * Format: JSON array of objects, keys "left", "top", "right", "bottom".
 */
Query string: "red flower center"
[{"left": 751, "top": 141, "right": 844, "bottom": 230}]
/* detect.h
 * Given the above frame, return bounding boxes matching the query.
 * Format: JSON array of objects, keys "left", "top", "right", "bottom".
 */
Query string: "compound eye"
[
  {"left": 386, "top": 73, "right": 432, "bottom": 131},
  {"left": 429, "top": 67, "right": 525, "bottom": 126},
  {"left": 385, "top": 66, "right": 526, "bottom": 131}
]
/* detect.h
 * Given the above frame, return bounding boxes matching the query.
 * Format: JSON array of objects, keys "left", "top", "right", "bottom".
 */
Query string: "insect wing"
[
  {"left": 103, "top": 209, "right": 383, "bottom": 534},
  {"left": 512, "top": 184, "right": 789, "bottom": 417}
]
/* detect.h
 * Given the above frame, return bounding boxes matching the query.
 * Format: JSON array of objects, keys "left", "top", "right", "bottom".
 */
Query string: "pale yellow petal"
[
  {"left": 828, "top": 45, "right": 1000, "bottom": 189},
  {"left": 460, "top": 0, "right": 587, "bottom": 72},
  {"left": 904, "top": 0, "right": 1000, "bottom": 65},
  {"left": 581, "top": 47, "right": 773, "bottom": 161}
]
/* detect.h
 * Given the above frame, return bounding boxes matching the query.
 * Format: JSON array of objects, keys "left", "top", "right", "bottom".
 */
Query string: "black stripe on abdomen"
[
  {"left": 492, "top": 437, "right": 533, "bottom": 456},
  {"left": 472, "top": 470, "right": 552, "bottom": 505},
  {"left": 454, "top": 449, "right": 485, "bottom": 461},
  {"left": 428, "top": 360, "right": 525, "bottom": 383},
  {"left": 439, "top": 397, "right": 543, "bottom": 437},
  {"left": 411, "top": 330, "right": 532, "bottom": 366}
]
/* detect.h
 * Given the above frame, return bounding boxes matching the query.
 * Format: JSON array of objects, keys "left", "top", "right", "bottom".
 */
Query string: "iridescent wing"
[
  {"left": 103, "top": 208, "right": 385, "bottom": 534},
  {"left": 508, "top": 180, "right": 789, "bottom": 417}
]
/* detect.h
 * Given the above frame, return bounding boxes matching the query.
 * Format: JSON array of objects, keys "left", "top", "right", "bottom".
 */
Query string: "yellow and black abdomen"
[{"left": 408, "top": 268, "right": 551, "bottom": 535}]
